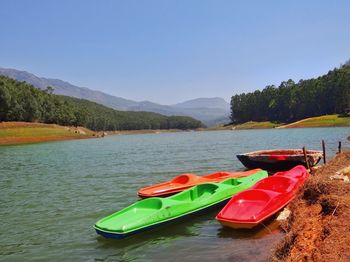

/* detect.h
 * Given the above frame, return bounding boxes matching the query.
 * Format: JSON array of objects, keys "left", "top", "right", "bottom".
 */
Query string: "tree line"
[
  {"left": 0, "top": 76, "right": 203, "bottom": 130},
  {"left": 231, "top": 63, "right": 350, "bottom": 123}
]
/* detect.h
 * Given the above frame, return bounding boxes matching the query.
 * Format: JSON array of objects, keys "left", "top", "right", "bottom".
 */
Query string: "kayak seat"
[
  {"left": 223, "top": 189, "right": 274, "bottom": 221},
  {"left": 135, "top": 198, "right": 163, "bottom": 210},
  {"left": 171, "top": 174, "right": 193, "bottom": 184},
  {"left": 190, "top": 184, "right": 219, "bottom": 200},
  {"left": 254, "top": 176, "right": 297, "bottom": 194},
  {"left": 221, "top": 178, "right": 243, "bottom": 186},
  {"left": 276, "top": 165, "right": 308, "bottom": 179},
  {"left": 205, "top": 172, "right": 231, "bottom": 179}
]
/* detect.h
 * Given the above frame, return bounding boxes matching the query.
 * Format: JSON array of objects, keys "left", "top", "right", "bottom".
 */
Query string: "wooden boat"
[
  {"left": 216, "top": 165, "right": 309, "bottom": 229},
  {"left": 94, "top": 170, "right": 268, "bottom": 239},
  {"left": 237, "top": 149, "right": 322, "bottom": 171},
  {"left": 138, "top": 169, "right": 262, "bottom": 198}
]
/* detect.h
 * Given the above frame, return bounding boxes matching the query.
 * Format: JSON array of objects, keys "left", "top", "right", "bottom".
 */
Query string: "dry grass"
[
  {"left": 0, "top": 122, "right": 96, "bottom": 145},
  {"left": 272, "top": 151, "right": 350, "bottom": 262},
  {"left": 233, "top": 121, "right": 282, "bottom": 129},
  {"left": 278, "top": 115, "right": 350, "bottom": 129}
]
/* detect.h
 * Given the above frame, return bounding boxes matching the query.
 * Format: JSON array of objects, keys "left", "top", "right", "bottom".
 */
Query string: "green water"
[{"left": 1, "top": 128, "right": 349, "bottom": 261}]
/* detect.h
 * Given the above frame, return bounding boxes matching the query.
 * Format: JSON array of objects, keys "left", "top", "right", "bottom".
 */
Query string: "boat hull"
[
  {"left": 237, "top": 149, "right": 322, "bottom": 171},
  {"left": 237, "top": 155, "right": 305, "bottom": 171},
  {"left": 94, "top": 199, "right": 230, "bottom": 239},
  {"left": 218, "top": 220, "right": 257, "bottom": 229},
  {"left": 217, "top": 195, "right": 294, "bottom": 229}
]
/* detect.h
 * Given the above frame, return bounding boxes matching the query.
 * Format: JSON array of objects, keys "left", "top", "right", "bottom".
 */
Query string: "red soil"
[{"left": 272, "top": 151, "right": 350, "bottom": 261}]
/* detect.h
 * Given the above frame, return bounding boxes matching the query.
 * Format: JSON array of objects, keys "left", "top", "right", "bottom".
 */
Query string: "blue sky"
[{"left": 1, "top": 0, "right": 350, "bottom": 104}]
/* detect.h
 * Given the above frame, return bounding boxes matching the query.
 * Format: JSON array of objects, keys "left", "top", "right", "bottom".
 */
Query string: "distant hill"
[
  {"left": 0, "top": 68, "right": 138, "bottom": 110},
  {"left": 0, "top": 75, "right": 203, "bottom": 131},
  {"left": 127, "top": 99, "right": 231, "bottom": 126},
  {"left": 173, "top": 97, "right": 229, "bottom": 110},
  {"left": 0, "top": 67, "right": 230, "bottom": 126}
]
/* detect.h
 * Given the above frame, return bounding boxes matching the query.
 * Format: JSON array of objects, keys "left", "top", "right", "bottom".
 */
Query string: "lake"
[{"left": 1, "top": 128, "right": 349, "bottom": 261}]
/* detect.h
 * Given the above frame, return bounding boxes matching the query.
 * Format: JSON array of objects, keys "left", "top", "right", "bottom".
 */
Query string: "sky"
[{"left": 1, "top": 0, "right": 350, "bottom": 104}]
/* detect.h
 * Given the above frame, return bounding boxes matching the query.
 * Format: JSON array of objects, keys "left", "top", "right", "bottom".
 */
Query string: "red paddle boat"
[{"left": 216, "top": 165, "right": 309, "bottom": 229}]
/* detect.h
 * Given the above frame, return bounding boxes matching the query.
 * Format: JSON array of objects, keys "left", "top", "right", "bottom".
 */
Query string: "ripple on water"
[{"left": 0, "top": 128, "right": 349, "bottom": 261}]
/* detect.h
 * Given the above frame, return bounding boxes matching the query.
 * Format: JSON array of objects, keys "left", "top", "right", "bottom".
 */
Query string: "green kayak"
[{"left": 94, "top": 170, "right": 267, "bottom": 239}]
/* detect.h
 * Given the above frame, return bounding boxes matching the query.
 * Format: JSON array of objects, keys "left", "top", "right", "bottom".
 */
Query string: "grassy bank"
[
  {"left": 278, "top": 114, "right": 350, "bottom": 128},
  {"left": 207, "top": 121, "right": 282, "bottom": 130},
  {"left": 233, "top": 121, "right": 281, "bottom": 129},
  {"left": 0, "top": 122, "right": 96, "bottom": 145},
  {"left": 211, "top": 114, "right": 350, "bottom": 130}
]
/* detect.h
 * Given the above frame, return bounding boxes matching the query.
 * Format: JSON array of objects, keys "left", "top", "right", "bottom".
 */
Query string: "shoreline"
[
  {"left": 106, "top": 129, "right": 183, "bottom": 136},
  {"left": 0, "top": 122, "right": 98, "bottom": 146},
  {"left": 0, "top": 122, "right": 191, "bottom": 146},
  {"left": 271, "top": 151, "right": 350, "bottom": 261},
  {"left": 209, "top": 114, "right": 350, "bottom": 131},
  {"left": 1, "top": 116, "right": 350, "bottom": 146}
]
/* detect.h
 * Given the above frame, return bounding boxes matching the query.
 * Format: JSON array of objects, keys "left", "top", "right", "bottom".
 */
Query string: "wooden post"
[
  {"left": 322, "top": 140, "right": 326, "bottom": 164},
  {"left": 303, "top": 147, "right": 310, "bottom": 170},
  {"left": 338, "top": 141, "right": 342, "bottom": 154}
]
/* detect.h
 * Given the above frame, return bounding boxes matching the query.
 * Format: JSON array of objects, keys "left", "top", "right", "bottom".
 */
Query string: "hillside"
[
  {"left": 231, "top": 63, "right": 350, "bottom": 123},
  {"left": 173, "top": 97, "right": 229, "bottom": 110},
  {"left": 0, "top": 67, "right": 138, "bottom": 110},
  {"left": 0, "top": 75, "right": 203, "bottom": 131},
  {"left": 0, "top": 67, "right": 230, "bottom": 126}
]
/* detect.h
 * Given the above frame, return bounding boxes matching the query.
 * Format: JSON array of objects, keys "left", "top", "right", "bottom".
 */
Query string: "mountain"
[
  {"left": 0, "top": 68, "right": 138, "bottom": 110},
  {"left": 173, "top": 97, "right": 230, "bottom": 110},
  {"left": 127, "top": 99, "right": 231, "bottom": 126},
  {"left": 0, "top": 67, "right": 230, "bottom": 126},
  {"left": 0, "top": 75, "right": 203, "bottom": 131}
]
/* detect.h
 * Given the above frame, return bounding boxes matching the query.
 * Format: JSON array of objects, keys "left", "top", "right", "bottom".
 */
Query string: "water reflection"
[{"left": 217, "top": 216, "right": 282, "bottom": 239}]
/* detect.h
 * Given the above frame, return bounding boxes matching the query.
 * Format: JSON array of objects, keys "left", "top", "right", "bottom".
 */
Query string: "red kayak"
[
  {"left": 216, "top": 165, "right": 309, "bottom": 229},
  {"left": 138, "top": 169, "right": 262, "bottom": 198}
]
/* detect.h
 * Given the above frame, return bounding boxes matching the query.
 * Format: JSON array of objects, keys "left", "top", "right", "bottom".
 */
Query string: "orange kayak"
[{"left": 137, "top": 169, "right": 263, "bottom": 198}]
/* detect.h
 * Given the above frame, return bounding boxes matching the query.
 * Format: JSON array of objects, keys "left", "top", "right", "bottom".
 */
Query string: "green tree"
[{"left": 0, "top": 82, "right": 11, "bottom": 121}]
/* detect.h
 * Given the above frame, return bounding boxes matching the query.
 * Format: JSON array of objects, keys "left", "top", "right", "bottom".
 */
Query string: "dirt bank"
[{"left": 272, "top": 151, "right": 350, "bottom": 261}]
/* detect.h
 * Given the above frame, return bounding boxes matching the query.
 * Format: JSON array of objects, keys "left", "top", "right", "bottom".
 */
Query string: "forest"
[
  {"left": 0, "top": 76, "right": 203, "bottom": 131},
  {"left": 231, "top": 63, "right": 350, "bottom": 123}
]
